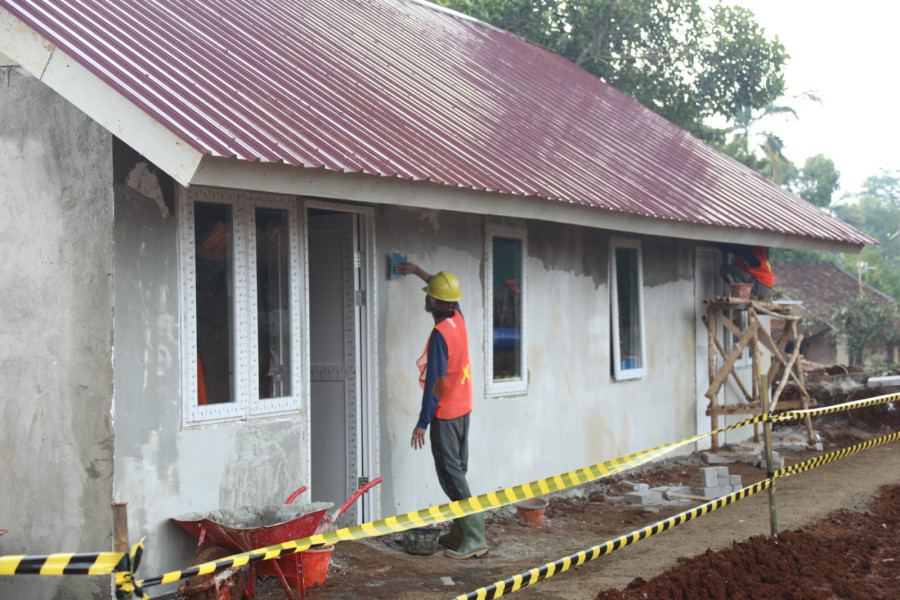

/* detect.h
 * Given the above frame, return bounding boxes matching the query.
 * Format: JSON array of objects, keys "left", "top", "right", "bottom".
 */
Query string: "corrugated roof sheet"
[{"left": 1, "top": 0, "right": 876, "bottom": 246}]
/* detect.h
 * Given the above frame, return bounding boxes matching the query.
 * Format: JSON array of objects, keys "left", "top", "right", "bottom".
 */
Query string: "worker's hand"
[
  {"left": 394, "top": 260, "right": 418, "bottom": 275},
  {"left": 411, "top": 426, "right": 426, "bottom": 450},
  {"left": 395, "top": 261, "right": 430, "bottom": 282}
]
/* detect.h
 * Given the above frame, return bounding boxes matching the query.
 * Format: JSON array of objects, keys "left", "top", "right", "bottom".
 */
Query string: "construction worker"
[
  {"left": 718, "top": 244, "right": 774, "bottom": 301},
  {"left": 394, "top": 260, "right": 488, "bottom": 560}
]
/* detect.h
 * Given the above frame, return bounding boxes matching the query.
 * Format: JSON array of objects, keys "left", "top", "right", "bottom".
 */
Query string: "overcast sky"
[{"left": 722, "top": 1, "right": 899, "bottom": 198}]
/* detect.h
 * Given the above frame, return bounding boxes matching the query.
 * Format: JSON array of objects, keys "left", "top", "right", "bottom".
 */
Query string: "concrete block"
[
  {"left": 700, "top": 467, "right": 718, "bottom": 487},
  {"left": 624, "top": 490, "right": 663, "bottom": 506},
  {"left": 701, "top": 452, "right": 732, "bottom": 465},
  {"left": 631, "top": 483, "right": 649, "bottom": 492},
  {"left": 729, "top": 474, "right": 742, "bottom": 486},
  {"left": 715, "top": 466, "right": 729, "bottom": 477},
  {"left": 717, "top": 475, "right": 731, "bottom": 487}
]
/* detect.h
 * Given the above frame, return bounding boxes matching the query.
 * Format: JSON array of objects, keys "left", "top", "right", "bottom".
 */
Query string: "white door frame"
[{"left": 303, "top": 198, "right": 380, "bottom": 524}]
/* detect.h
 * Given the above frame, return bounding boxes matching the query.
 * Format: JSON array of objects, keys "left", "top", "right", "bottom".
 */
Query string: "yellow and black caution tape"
[
  {"left": 775, "top": 430, "right": 900, "bottom": 478},
  {"left": 452, "top": 479, "right": 774, "bottom": 600},
  {"left": 114, "top": 538, "right": 147, "bottom": 600},
  {"left": 450, "top": 426, "right": 900, "bottom": 599},
  {"left": 3, "top": 392, "right": 897, "bottom": 595},
  {"left": 774, "top": 391, "right": 900, "bottom": 422},
  {"left": 137, "top": 412, "right": 772, "bottom": 590},
  {"left": 0, "top": 551, "right": 126, "bottom": 577}
]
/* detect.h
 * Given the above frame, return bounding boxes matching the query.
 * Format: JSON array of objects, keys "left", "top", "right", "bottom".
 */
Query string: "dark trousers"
[{"left": 429, "top": 413, "right": 471, "bottom": 501}]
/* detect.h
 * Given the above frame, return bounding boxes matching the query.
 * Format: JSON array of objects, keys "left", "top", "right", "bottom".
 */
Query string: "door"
[
  {"left": 694, "top": 247, "right": 720, "bottom": 451},
  {"left": 308, "top": 210, "right": 366, "bottom": 525}
]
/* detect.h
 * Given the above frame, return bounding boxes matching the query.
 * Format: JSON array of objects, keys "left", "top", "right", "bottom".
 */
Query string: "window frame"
[
  {"left": 610, "top": 237, "right": 648, "bottom": 381},
  {"left": 484, "top": 223, "right": 528, "bottom": 398},
  {"left": 180, "top": 187, "right": 303, "bottom": 426},
  {"left": 723, "top": 309, "right": 752, "bottom": 367}
]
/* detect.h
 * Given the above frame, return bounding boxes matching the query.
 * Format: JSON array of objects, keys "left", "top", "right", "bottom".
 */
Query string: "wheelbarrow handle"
[
  {"left": 326, "top": 477, "right": 383, "bottom": 525},
  {"left": 284, "top": 485, "right": 308, "bottom": 505}
]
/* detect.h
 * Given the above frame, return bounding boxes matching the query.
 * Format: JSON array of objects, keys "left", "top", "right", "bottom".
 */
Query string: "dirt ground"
[{"left": 189, "top": 388, "right": 900, "bottom": 600}]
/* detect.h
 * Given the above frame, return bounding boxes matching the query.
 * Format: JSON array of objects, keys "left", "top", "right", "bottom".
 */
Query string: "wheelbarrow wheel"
[{"left": 177, "top": 545, "right": 245, "bottom": 600}]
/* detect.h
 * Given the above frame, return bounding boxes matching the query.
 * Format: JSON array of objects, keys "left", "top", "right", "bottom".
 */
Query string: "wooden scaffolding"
[{"left": 704, "top": 296, "right": 816, "bottom": 452}]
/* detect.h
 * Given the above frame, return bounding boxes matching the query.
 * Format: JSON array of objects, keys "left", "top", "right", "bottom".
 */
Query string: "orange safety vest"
[
  {"left": 737, "top": 246, "right": 774, "bottom": 288},
  {"left": 417, "top": 315, "right": 473, "bottom": 420}
]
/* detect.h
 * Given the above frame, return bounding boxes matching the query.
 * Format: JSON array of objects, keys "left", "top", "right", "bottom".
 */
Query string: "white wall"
[
  {"left": 376, "top": 207, "right": 700, "bottom": 514},
  {"left": 0, "top": 66, "right": 115, "bottom": 599}
]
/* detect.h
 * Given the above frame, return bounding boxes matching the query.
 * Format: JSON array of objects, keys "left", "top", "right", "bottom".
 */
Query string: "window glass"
[
  {"left": 611, "top": 239, "right": 647, "bottom": 380},
  {"left": 255, "top": 207, "right": 292, "bottom": 399},
  {"left": 195, "top": 201, "right": 234, "bottom": 405},
  {"left": 615, "top": 246, "right": 643, "bottom": 371},
  {"left": 485, "top": 224, "right": 527, "bottom": 397},
  {"left": 492, "top": 236, "right": 523, "bottom": 381}
]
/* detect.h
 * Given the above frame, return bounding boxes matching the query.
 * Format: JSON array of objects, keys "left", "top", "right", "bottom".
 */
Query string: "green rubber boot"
[
  {"left": 444, "top": 514, "right": 488, "bottom": 559},
  {"left": 439, "top": 519, "right": 462, "bottom": 551}
]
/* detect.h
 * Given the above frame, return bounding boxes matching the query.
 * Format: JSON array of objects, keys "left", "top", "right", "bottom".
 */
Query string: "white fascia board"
[
  {"left": 1, "top": 7, "right": 52, "bottom": 74},
  {"left": 1, "top": 6, "right": 203, "bottom": 186},
  {"left": 191, "top": 156, "right": 866, "bottom": 254}
]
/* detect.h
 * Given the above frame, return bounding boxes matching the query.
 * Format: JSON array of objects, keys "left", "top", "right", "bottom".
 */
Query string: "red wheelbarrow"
[{"left": 172, "top": 478, "right": 382, "bottom": 600}]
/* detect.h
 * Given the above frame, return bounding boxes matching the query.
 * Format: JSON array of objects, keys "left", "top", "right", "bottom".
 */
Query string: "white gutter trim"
[
  {"left": 1, "top": 6, "right": 204, "bottom": 186},
  {"left": 191, "top": 156, "right": 867, "bottom": 254}
]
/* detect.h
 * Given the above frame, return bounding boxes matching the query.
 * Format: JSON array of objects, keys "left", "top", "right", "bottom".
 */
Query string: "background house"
[
  {"left": 771, "top": 259, "right": 899, "bottom": 367},
  {"left": 0, "top": 1, "right": 876, "bottom": 598}
]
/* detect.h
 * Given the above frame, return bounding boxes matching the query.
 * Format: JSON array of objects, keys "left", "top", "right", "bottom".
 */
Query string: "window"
[
  {"left": 180, "top": 188, "right": 302, "bottom": 425},
  {"left": 485, "top": 224, "right": 527, "bottom": 396},
  {"left": 717, "top": 266, "right": 751, "bottom": 367},
  {"left": 611, "top": 239, "right": 647, "bottom": 380},
  {"left": 724, "top": 309, "right": 751, "bottom": 366}
]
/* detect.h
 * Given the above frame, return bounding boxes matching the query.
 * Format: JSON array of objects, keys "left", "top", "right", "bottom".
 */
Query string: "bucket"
[
  {"left": 729, "top": 283, "right": 752, "bottom": 299},
  {"left": 515, "top": 497, "right": 549, "bottom": 527},
  {"left": 300, "top": 545, "right": 333, "bottom": 588},
  {"left": 402, "top": 527, "right": 441, "bottom": 555}
]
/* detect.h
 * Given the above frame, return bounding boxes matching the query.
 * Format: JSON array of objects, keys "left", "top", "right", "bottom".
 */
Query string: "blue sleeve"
[{"left": 417, "top": 329, "right": 448, "bottom": 429}]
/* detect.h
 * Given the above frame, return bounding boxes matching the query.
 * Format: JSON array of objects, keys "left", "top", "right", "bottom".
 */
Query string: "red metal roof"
[
  {"left": 1, "top": 0, "right": 875, "bottom": 246},
  {"left": 771, "top": 259, "right": 896, "bottom": 319}
]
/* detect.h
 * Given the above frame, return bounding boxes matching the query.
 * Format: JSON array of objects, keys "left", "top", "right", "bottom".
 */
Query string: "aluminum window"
[
  {"left": 180, "top": 188, "right": 302, "bottom": 425},
  {"left": 611, "top": 238, "right": 647, "bottom": 380},
  {"left": 485, "top": 224, "right": 527, "bottom": 397}
]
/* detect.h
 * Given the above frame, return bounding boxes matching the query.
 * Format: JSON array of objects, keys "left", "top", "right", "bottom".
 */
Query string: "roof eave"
[
  {"left": 191, "top": 155, "right": 869, "bottom": 254},
  {"left": 1, "top": 6, "right": 204, "bottom": 186}
]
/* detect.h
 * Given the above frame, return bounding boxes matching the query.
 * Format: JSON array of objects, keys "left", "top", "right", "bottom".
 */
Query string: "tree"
[
  {"left": 436, "top": 0, "right": 788, "bottom": 138},
  {"left": 792, "top": 154, "right": 840, "bottom": 209},
  {"left": 833, "top": 169, "right": 900, "bottom": 301},
  {"left": 828, "top": 297, "right": 899, "bottom": 367},
  {"left": 861, "top": 171, "right": 900, "bottom": 205}
]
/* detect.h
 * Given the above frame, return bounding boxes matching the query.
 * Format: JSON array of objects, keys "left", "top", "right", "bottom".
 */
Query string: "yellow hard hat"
[{"left": 422, "top": 271, "right": 461, "bottom": 302}]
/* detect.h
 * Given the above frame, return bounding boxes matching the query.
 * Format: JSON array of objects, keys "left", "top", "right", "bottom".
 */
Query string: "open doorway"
[{"left": 305, "top": 201, "right": 377, "bottom": 526}]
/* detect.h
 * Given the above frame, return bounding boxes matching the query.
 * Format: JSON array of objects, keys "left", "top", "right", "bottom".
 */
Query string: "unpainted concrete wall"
[
  {"left": 376, "top": 206, "right": 700, "bottom": 514},
  {"left": 111, "top": 170, "right": 309, "bottom": 591},
  {"left": 0, "top": 66, "right": 115, "bottom": 600}
]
